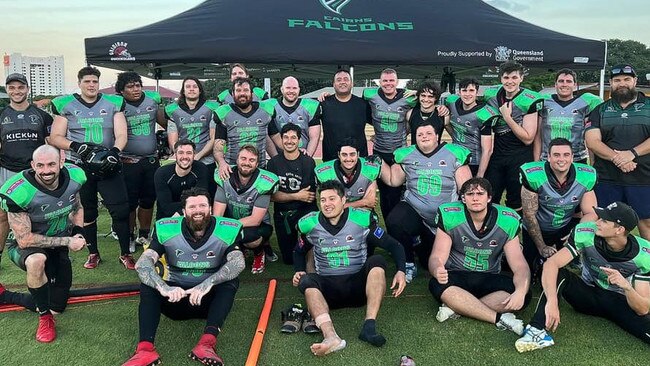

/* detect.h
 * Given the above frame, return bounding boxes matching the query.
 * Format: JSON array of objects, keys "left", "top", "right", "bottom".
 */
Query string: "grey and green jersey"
[
  {"left": 154, "top": 216, "right": 242, "bottom": 288},
  {"left": 445, "top": 95, "right": 499, "bottom": 166},
  {"left": 363, "top": 88, "right": 417, "bottom": 153},
  {"left": 122, "top": 91, "right": 162, "bottom": 159},
  {"left": 0, "top": 164, "right": 86, "bottom": 237},
  {"left": 520, "top": 161, "right": 596, "bottom": 232},
  {"left": 566, "top": 222, "right": 650, "bottom": 295},
  {"left": 395, "top": 143, "right": 470, "bottom": 232},
  {"left": 298, "top": 208, "right": 372, "bottom": 276},
  {"left": 52, "top": 93, "right": 125, "bottom": 162},
  {"left": 216, "top": 101, "right": 274, "bottom": 166},
  {"left": 538, "top": 93, "right": 602, "bottom": 161},
  {"left": 437, "top": 202, "right": 520, "bottom": 274},
  {"left": 214, "top": 168, "right": 278, "bottom": 225},
  {"left": 217, "top": 87, "right": 267, "bottom": 105},
  {"left": 165, "top": 101, "right": 219, "bottom": 165},
  {"left": 268, "top": 98, "right": 320, "bottom": 149},
  {"left": 314, "top": 158, "right": 379, "bottom": 203}
]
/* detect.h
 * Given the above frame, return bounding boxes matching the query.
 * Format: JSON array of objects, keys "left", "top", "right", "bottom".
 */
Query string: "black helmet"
[
  {"left": 156, "top": 130, "right": 171, "bottom": 160},
  {"left": 82, "top": 147, "right": 122, "bottom": 179}
]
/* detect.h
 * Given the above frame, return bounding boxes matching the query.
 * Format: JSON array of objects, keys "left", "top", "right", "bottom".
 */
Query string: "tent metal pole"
[
  {"left": 350, "top": 66, "right": 354, "bottom": 84},
  {"left": 264, "top": 78, "right": 271, "bottom": 96},
  {"left": 156, "top": 79, "right": 160, "bottom": 92},
  {"left": 599, "top": 40, "right": 608, "bottom": 100}
]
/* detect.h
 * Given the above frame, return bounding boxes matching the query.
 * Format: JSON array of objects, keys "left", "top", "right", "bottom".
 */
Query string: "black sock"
[
  {"left": 113, "top": 219, "right": 132, "bottom": 255},
  {"left": 85, "top": 222, "right": 99, "bottom": 254},
  {"left": 495, "top": 312, "right": 503, "bottom": 324},
  {"left": 359, "top": 319, "right": 386, "bottom": 347},
  {"left": 28, "top": 283, "right": 51, "bottom": 316},
  {"left": 138, "top": 229, "right": 150, "bottom": 239},
  {"left": 1, "top": 288, "right": 37, "bottom": 311}
]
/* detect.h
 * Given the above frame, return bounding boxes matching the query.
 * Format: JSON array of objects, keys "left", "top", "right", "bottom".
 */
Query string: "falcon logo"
[
  {"left": 319, "top": 0, "right": 352, "bottom": 15},
  {"left": 175, "top": 249, "right": 184, "bottom": 257},
  {"left": 29, "top": 115, "right": 39, "bottom": 123},
  {"left": 74, "top": 110, "right": 82, "bottom": 116},
  {"left": 69, "top": 194, "right": 76, "bottom": 202},
  {"left": 109, "top": 41, "right": 136, "bottom": 61},
  {"left": 461, "top": 236, "right": 469, "bottom": 243},
  {"left": 41, "top": 204, "right": 50, "bottom": 212}
]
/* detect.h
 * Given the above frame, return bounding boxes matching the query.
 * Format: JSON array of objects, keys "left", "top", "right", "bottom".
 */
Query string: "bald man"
[{"left": 269, "top": 76, "right": 322, "bottom": 157}]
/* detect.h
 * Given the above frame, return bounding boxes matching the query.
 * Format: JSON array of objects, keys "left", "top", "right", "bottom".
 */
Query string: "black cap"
[
  {"left": 609, "top": 64, "right": 636, "bottom": 78},
  {"left": 5, "top": 73, "right": 28, "bottom": 86},
  {"left": 594, "top": 201, "right": 639, "bottom": 231}
]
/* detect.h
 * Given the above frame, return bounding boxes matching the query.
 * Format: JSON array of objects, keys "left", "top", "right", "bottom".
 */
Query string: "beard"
[
  {"left": 235, "top": 96, "right": 252, "bottom": 109},
  {"left": 611, "top": 86, "right": 636, "bottom": 104},
  {"left": 187, "top": 212, "right": 211, "bottom": 232}
]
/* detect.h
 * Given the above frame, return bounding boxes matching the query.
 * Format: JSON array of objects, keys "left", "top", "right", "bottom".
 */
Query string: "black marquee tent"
[{"left": 84, "top": 0, "right": 606, "bottom": 80}]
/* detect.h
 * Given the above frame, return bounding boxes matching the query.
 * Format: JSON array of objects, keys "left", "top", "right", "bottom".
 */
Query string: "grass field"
[{"left": 1, "top": 207, "right": 649, "bottom": 365}]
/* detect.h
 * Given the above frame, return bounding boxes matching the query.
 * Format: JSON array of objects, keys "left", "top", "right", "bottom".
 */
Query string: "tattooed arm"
[
  {"left": 8, "top": 212, "right": 72, "bottom": 249},
  {"left": 521, "top": 187, "right": 554, "bottom": 257},
  {"left": 185, "top": 249, "right": 245, "bottom": 306},
  {"left": 135, "top": 248, "right": 188, "bottom": 302},
  {"left": 69, "top": 193, "right": 84, "bottom": 227}
]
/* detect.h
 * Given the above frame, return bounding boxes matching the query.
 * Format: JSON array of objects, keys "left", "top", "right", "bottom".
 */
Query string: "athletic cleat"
[
  {"left": 135, "top": 236, "right": 150, "bottom": 247},
  {"left": 119, "top": 254, "right": 136, "bottom": 270},
  {"left": 251, "top": 252, "right": 265, "bottom": 274},
  {"left": 302, "top": 311, "right": 320, "bottom": 334},
  {"left": 36, "top": 314, "right": 56, "bottom": 343},
  {"left": 83, "top": 253, "right": 101, "bottom": 269},
  {"left": 189, "top": 334, "right": 223, "bottom": 366},
  {"left": 263, "top": 243, "right": 278, "bottom": 262},
  {"left": 404, "top": 262, "right": 417, "bottom": 283},
  {"left": 122, "top": 341, "right": 161, "bottom": 366},
  {"left": 129, "top": 240, "right": 137, "bottom": 254},
  {"left": 515, "top": 325, "right": 555, "bottom": 353},
  {"left": 435, "top": 304, "right": 461, "bottom": 323},
  {"left": 496, "top": 312, "right": 525, "bottom": 336},
  {"left": 110, "top": 230, "right": 119, "bottom": 240},
  {"left": 280, "top": 303, "right": 304, "bottom": 333}
]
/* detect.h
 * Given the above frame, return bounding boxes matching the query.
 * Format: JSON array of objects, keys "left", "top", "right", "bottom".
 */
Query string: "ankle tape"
[{"left": 314, "top": 313, "right": 331, "bottom": 328}]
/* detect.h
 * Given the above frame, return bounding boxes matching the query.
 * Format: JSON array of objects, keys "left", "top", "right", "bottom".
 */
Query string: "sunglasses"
[{"left": 611, "top": 66, "right": 635, "bottom": 75}]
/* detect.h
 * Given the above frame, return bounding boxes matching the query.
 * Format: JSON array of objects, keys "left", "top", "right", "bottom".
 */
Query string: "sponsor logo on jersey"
[
  {"left": 500, "top": 210, "right": 519, "bottom": 219},
  {"left": 206, "top": 251, "right": 215, "bottom": 259},
  {"left": 373, "top": 227, "right": 384, "bottom": 239},
  {"left": 219, "top": 220, "right": 240, "bottom": 227},
  {"left": 2, "top": 117, "right": 12, "bottom": 124},
  {"left": 439, "top": 160, "right": 447, "bottom": 167},
  {"left": 444, "top": 206, "right": 462, "bottom": 212},
  {"left": 346, "top": 235, "right": 354, "bottom": 242},
  {"left": 577, "top": 227, "right": 595, "bottom": 233},
  {"left": 256, "top": 118, "right": 263, "bottom": 125},
  {"left": 99, "top": 109, "right": 107, "bottom": 116},
  {"left": 146, "top": 106, "right": 155, "bottom": 112},
  {"left": 577, "top": 166, "right": 594, "bottom": 173},
  {"left": 489, "top": 240, "right": 498, "bottom": 247},
  {"left": 261, "top": 174, "right": 276, "bottom": 184},
  {"left": 29, "top": 115, "right": 39, "bottom": 123},
  {"left": 525, "top": 166, "right": 543, "bottom": 174},
  {"left": 159, "top": 219, "right": 178, "bottom": 225},
  {"left": 6, "top": 178, "right": 25, "bottom": 194},
  {"left": 109, "top": 41, "right": 136, "bottom": 61},
  {"left": 246, "top": 196, "right": 254, "bottom": 203},
  {"left": 357, "top": 187, "right": 365, "bottom": 195},
  {"left": 17, "top": 114, "right": 24, "bottom": 119},
  {"left": 620, "top": 113, "right": 628, "bottom": 119},
  {"left": 642, "top": 247, "right": 650, "bottom": 254},
  {"left": 571, "top": 195, "right": 579, "bottom": 202},
  {"left": 200, "top": 115, "right": 207, "bottom": 121}
]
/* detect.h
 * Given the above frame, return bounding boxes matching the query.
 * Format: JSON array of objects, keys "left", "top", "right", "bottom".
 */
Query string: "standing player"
[
  {"left": 443, "top": 78, "right": 498, "bottom": 177},
  {"left": 534, "top": 69, "right": 602, "bottom": 163},
  {"left": 520, "top": 138, "right": 597, "bottom": 275},
  {"left": 165, "top": 77, "right": 217, "bottom": 195},
  {"left": 213, "top": 145, "right": 279, "bottom": 274},
  {"left": 0, "top": 145, "right": 87, "bottom": 342},
  {"left": 214, "top": 78, "right": 277, "bottom": 180},
  {"left": 515, "top": 201, "right": 650, "bottom": 352},
  {"left": 267, "top": 123, "right": 317, "bottom": 265},
  {"left": 429, "top": 178, "right": 531, "bottom": 333},
  {"left": 0, "top": 73, "right": 52, "bottom": 265},
  {"left": 122, "top": 187, "right": 244, "bottom": 366},
  {"left": 315, "top": 138, "right": 379, "bottom": 211},
  {"left": 405, "top": 82, "right": 446, "bottom": 145},
  {"left": 268, "top": 76, "right": 322, "bottom": 157},
  {"left": 381, "top": 122, "right": 472, "bottom": 282},
  {"left": 586, "top": 64, "right": 650, "bottom": 240},
  {"left": 115, "top": 71, "right": 167, "bottom": 249},
  {"left": 293, "top": 180, "right": 406, "bottom": 355},
  {"left": 216, "top": 63, "right": 268, "bottom": 105},
  {"left": 484, "top": 61, "right": 543, "bottom": 211},
  {"left": 49, "top": 66, "right": 132, "bottom": 269},
  {"left": 362, "top": 68, "right": 417, "bottom": 219}
]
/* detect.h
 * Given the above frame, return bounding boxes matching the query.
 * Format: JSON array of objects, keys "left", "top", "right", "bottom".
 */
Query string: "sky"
[{"left": 1, "top": 0, "right": 649, "bottom": 92}]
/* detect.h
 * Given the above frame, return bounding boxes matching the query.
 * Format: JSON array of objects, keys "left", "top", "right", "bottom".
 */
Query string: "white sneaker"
[
  {"left": 435, "top": 304, "right": 460, "bottom": 323},
  {"left": 496, "top": 312, "right": 525, "bottom": 336},
  {"left": 405, "top": 262, "right": 417, "bottom": 283},
  {"left": 128, "top": 240, "right": 136, "bottom": 254},
  {"left": 515, "top": 325, "right": 554, "bottom": 353}
]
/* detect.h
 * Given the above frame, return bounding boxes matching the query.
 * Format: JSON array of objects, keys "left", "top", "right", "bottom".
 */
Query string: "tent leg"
[
  {"left": 264, "top": 78, "right": 271, "bottom": 96},
  {"left": 599, "top": 69, "right": 605, "bottom": 100},
  {"left": 350, "top": 66, "right": 354, "bottom": 84},
  {"left": 156, "top": 79, "right": 160, "bottom": 92}
]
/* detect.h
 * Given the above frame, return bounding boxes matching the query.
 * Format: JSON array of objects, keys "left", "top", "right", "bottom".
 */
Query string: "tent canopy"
[{"left": 85, "top": 0, "right": 606, "bottom": 79}]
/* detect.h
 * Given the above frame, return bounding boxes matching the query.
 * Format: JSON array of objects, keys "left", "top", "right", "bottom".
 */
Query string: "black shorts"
[
  {"left": 298, "top": 254, "right": 387, "bottom": 309},
  {"left": 428, "top": 270, "right": 516, "bottom": 302},
  {"left": 241, "top": 222, "right": 273, "bottom": 246},
  {"left": 78, "top": 167, "right": 129, "bottom": 222},
  {"left": 122, "top": 157, "right": 159, "bottom": 211}
]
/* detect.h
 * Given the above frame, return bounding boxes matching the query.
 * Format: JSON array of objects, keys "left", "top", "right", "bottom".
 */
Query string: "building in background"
[{"left": 3, "top": 53, "right": 65, "bottom": 96}]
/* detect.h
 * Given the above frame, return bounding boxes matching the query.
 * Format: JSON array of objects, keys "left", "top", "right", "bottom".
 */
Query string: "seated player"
[
  {"left": 293, "top": 180, "right": 406, "bottom": 356},
  {"left": 429, "top": 178, "right": 531, "bottom": 335},
  {"left": 122, "top": 187, "right": 244, "bottom": 366}
]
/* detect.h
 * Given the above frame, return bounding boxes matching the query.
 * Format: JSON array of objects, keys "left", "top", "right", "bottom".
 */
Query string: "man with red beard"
[
  {"left": 123, "top": 187, "right": 244, "bottom": 366},
  {"left": 213, "top": 145, "right": 279, "bottom": 274},
  {"left": 586, "top": 64, "right": 650, "bottom": 240}
]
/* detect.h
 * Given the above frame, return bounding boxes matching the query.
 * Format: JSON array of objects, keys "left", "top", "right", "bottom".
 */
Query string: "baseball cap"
[
  {"left": 5, "top": 73, "right": 28, "bottom": 86},
  {"left": 594, "top": 201, "right": 639, "bottom": 231},
  {"left": 609, "top": 64, "right": 636, "bottom": 78}
]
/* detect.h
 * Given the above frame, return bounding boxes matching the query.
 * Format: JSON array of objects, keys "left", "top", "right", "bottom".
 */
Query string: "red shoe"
[
  {"left": 36, "top": 313, "right": 56, "bottom": 343},
  {"left": 83, "top": 253, "right": 101, "bottom": 269},
  {"left": 189, "top": 334, "right": 223, "bottom": 366},
  {"left": 122, "top": 341, "right": 161, "bottom": 366},
  {"left": 251, "top": 251, "right": 265, "bottom": 274},
  {"left": 119, "top": 254, "right": 136, "bottom": 270}
]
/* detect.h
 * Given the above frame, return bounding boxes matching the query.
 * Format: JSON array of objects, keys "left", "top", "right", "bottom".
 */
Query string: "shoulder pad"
[
  {"left": 297, "top": 211, "right": 320, "bottom": 234},
  {"left": 143, "top": 90, "right": 162, "bottom": 104}
]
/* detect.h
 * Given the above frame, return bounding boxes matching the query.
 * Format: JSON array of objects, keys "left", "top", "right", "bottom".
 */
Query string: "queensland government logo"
[
  {"left": 494, "top": 46, "right": 512, "bottom": 62},
  {"left": 319, "top": 0, "right": 351, "bottom": 15},
  {"left": 109, "top": 41, "right": 135, "bottom": 61}
]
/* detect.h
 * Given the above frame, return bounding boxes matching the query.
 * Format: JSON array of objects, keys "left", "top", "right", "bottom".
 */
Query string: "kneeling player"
[
  {"left": 515, "top": 202, "right": 650, "bottom": 352},
  {"left": 429, "top": 178, "right": 531, "bottom": 334},
  {"left": 123, "top": 187, "right": 244, "bottom": 366},
  {"left": 293, "top": 180, "right": 406, "bottom": 356},
  {"left": 0, "top": 145, "right": 87, "bottom": 342}
]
